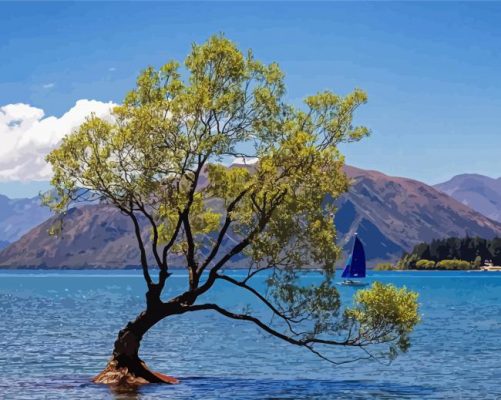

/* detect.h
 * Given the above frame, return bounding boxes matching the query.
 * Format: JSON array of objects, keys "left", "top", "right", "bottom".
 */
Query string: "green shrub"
[
  {"left": 436, "top": 259, "right": 471, "bottom": 270},
  {"left": 374, "top": 262, "right": 396, "bottom": 271},
  {"left": 415, "top": 259, "right": 435, "bottom": 269}
]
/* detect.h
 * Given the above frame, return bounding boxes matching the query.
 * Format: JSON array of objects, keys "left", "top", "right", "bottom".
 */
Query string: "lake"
[{"left": 0, "top": 270, "right": 500, "bottom": 399}]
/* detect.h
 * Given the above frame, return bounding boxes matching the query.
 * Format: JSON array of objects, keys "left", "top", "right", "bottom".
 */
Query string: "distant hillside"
[
  {"left": 1, "top": 166, "right": 501, "bottom": 268},
  {"left": 0, "top": 206, "right": 152, "bottom": 268},
  {"left": 0, "top": 194, "right": 51, "bottom": 246},
  {"left": 0, "top": 204, "right": 241, "bottom": 269},
  {"left": 336, "top": 166, "right": 501, "bottom": 262},
  {"left": 400, "top": 236, "right": 501, "bottom": 266},
  {"left": 434, "top": 174, "right": 501, "bottom": 222}
]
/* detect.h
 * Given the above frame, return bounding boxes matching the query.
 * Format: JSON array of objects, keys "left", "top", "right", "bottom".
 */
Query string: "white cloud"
[
  {"left": 108, "top": 67, "right": 116, "bottom": 72},
  {"left": 0, "top": 100, "right": 116, "bottom": 182},
  {"left": 232, "top": 156, "right": 259, "bottom": 165},
  {"left": 42, "top": 83, "right": 55, "bottom": 89}
]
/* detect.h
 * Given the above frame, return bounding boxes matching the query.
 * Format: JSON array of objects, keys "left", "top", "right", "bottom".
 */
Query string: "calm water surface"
[{"left": 0, "top": 270, "right": 500, "bottom": 399}]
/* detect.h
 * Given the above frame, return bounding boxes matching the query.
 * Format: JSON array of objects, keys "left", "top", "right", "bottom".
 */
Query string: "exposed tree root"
[{"left": 93, "top": 358, "right": 179, "bottom": 387}]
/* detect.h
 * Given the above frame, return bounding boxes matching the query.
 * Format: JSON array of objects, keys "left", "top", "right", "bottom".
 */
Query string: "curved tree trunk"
[{"left": 93, "top": 290, "right": 180, "bottom": 386}]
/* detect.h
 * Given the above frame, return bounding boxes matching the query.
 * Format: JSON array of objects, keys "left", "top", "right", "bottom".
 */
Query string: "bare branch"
[
  {"left": 136, "top": 202, "right": 164, "bottom": 271},
  {"left": 127, "top": 207, "right": 153, "bottom": 287},
  {"left": 184, "top": 303, "right": 370, "bottom": 363},
  {"left": 197, "top": 188, "right": 250, "bottom": 274},
  {"left": 215, "top": 274, "right": 305, "bottom": 329}
]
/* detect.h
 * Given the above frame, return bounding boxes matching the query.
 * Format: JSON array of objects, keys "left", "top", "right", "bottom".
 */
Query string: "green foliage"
[
  {"left": 373, "top": 262, "right": 396, "bottom": 271},
  {"left": 399, "top": 256, "right": 472, "bottom": 270},
  {"left": 345, "top": 282, "right": 420, "bottom": 357},
  {"left": 397, "top": 253, "right": 417, "bottom": 270},
  {"left": 415, "top": 259, "right": 435, "bottom": 269},
  {"left": 398, "top": 236, "right": 501, "bottom": 270},
  {"left": 45, "top": 34, "right": 368, "bottom": 274},
  {"left": 44, "top": 34, "right": 419, "bottom": 363},
  {"left": 436, "top": 259, "right": 471, "bottom": 270},
  {"left": 267, "top": 271, "right": 341, "bottom": 331},
  {"left": 488, "top": 237, "right": 501, "bottom": 264},
  {"left": 401, "top": 236, "right": 501, "bottom": 266}
]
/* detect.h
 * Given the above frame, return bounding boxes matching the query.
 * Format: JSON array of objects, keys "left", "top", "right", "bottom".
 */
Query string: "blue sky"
[{"left": 1, "top": 2, "right": 501, "bottom": 198}]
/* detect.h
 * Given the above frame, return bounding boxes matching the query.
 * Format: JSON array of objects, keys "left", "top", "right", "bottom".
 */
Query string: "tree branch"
[
  {"left": 127, "top": 208, "right": 153, "bottom": 287},
  {"left": 216, "top": 274, "right": 306, "bottom": 327},
  {"left": 191, "top": 189, "right": 284, "bottom": 299},
  {"left": 136, "top": 202, "right": 164, "bottom": 271},
  {"left": 184, "top": 303, "right": 368, "bottom": 365},
  {"left": 197, "top": 188, "right": 250, "bottom": 275}
]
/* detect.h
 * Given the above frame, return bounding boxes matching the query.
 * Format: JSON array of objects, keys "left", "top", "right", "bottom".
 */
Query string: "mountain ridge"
[
  {"left": 1, "top": 165, "right": 501, "bottom": 268},
  {"left": 434, "top": 173, "right": 501, "bottom": 223},
  {"left": 0, "top": 193, "right": 52, "bottom": 246},
  {"left": 336, "top": 166, "right": 501, "bottom": 262}
]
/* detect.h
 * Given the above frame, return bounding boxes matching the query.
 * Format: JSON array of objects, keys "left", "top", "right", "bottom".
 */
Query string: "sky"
[{"left": 1, "top": 2, "right": 501, "bottom": 198}]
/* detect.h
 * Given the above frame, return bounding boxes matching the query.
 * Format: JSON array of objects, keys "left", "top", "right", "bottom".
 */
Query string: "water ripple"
[{"left": 0, "top": 270, "right": 500, "bottom": 399}]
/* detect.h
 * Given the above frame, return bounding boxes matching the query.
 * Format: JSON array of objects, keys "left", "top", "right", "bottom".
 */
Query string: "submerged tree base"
[{"left": 93, "top": 358, "right": 179, "bottom": 386}]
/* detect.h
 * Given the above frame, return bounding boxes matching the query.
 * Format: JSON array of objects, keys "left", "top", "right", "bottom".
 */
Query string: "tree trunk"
[{"left": 93, "top": 294, "right": 179, "bottom": 386}]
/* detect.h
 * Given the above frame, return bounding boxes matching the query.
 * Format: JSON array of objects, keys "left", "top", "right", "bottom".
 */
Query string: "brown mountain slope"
[
  {"left": 0, "top": 206, "right": 148, "bottom": 268},
  {"left": 335, "top": 166, "right": 501, "bottom": 262},
  {"left": 1, "top": 165, "right": 501, "bottom": 268}
]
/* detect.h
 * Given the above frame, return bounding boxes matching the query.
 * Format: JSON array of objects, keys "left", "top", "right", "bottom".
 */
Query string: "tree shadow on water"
[
  {"left": 105, "top": 377, "right": 437, "bottom": 400},
  {"left": 12, "top": 375, "right": 435, "bottom": 399}
]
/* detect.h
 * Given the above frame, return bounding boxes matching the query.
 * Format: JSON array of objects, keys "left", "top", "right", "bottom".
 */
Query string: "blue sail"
[{"left": 341, "top": 235, "right": 366, "bottom": 278}]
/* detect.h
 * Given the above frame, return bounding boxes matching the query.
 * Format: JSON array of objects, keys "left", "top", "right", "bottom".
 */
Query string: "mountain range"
[
  {"left": 434, "top": 174, "right": 501, "bottom": 223},
  {"left": 0, "top": 194, "right": 52, "bottom": 250},
  {"left": 0, "top": 166, "right": 500, "bottom": 268},
  {"left": 336, "top": 166, "right": 501, "bottom": 262}
]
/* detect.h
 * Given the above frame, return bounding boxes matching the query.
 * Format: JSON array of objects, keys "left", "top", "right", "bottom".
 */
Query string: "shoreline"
[
  {"left": 1, "top": 267, "right": 500, "bottom": 272},
  {"left": 376, "top": 268, "right": 501, "bottom": 272}
]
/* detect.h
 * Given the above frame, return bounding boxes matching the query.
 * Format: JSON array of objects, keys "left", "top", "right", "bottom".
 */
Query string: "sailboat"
[{"left": 339, "top": 234, "right": 368, "bottom": 286}]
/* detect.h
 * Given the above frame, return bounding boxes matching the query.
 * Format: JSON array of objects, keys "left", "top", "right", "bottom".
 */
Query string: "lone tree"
[{"left": 45, "top": 36, "right": 419, "bottom": 386}]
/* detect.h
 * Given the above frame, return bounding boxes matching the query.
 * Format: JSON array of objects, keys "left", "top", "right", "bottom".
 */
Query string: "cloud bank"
[
  {"left": 232, "top": 156, "right": 259, "bottom": 165},
  {"left": 0, "top": 100, "right": 115, "bottom": 182}
]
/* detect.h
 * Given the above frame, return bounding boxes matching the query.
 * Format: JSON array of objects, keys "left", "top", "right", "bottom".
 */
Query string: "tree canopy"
[
  {"left": 399, "top": 236, "right": 501, "bottom": 269},
  {"left": 44, "top": 35, "right": 419, "bottom": 369}
]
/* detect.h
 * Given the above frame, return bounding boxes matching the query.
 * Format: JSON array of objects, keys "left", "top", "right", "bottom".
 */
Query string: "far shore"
[{"left": 1, "top": 266, "right": 501, "bottom": 272}]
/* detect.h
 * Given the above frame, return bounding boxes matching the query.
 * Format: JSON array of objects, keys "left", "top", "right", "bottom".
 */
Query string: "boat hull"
[{"left": 338, "top": 280, "right": 368, "bottom": 287}]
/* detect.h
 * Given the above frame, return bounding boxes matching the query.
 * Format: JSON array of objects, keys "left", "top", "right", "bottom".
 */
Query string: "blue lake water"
[{"left": 0, "top": 270, "right": 500, "bottom": 399}]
